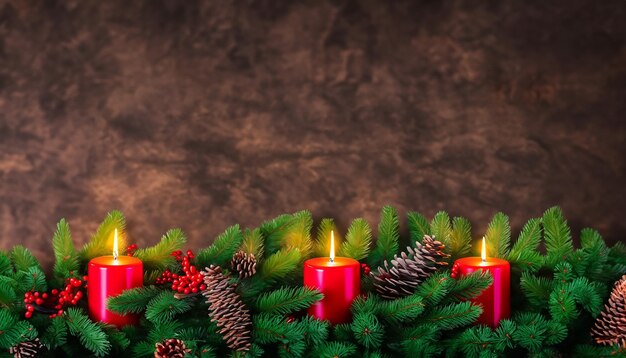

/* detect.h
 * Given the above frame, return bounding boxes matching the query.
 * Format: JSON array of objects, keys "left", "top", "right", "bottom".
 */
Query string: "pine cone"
[
  {"left": 592, "top": 274, "right": 626, "bottom": 348},
  {"left": 154, "top": 338, "right": 190, "bottom": 358},
  {"left": 202, "top": 265, "right": 252, "bottom": 351},
  {"left": 10, "top": 338, "right": 43, "bottom": 358},
  {"left": 373, "top": 235, "right": 449, "bottom": 299},
  {"left": 231, "top": 250, "right": 257, "bottom": 279}
]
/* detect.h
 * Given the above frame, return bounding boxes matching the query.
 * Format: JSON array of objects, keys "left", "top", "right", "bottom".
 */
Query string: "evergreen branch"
[
  {"left": 253, "top": 313, "right": 304, "bottom": 344},
  {"left": 108, "top": 286, "right": 162, "bottom": 314},
  {"left": 548, "top": 286, "right": 578, "bottom": 324},
  {"left": 400, "top": 325, "right": 441, "bottom": 357},
  {"left": 421, "top": 302, "right": 482, "bottom": 330},
  {"left": 259, "top": 214, "right": 294, "bottom": 256},
  {"left": 544, "top": 320, "right": 567, "bottom": 345},
  {"left": 520, "top": 273, "right": 553, "bottom": 309},
  {"left": 145, "top": 291, "right": 192, "bottom": 323},
  {"left": 415, "top": 272, "right": 452, "bottom": 306},
  {"left": 0, "top": 282, "right": 16, "bottom": 307},
  {"left": 259, "top": 249, "right": 300, "bottom": 282},
  {"left": 41, "top": 317, "right": 67, "bottom": 349},
  {"left": 10, "top": 245, "right": 40, "bottom": 272},
  {"left": 80, "top": 211, "right": 127, "bottom": 261},
  {"left": 447, "top": 270, "right": 493, "bottom": 302},
  {"left": 458, "top": 325, "right": 496, "bottom": 357},
  {"left": 351, "top": 312, "right": 384, "bottom": 349},
  {"left": 542, "top": 207, "right": 573, "bottom": 268},
  {"left": 196, "top": 225, "right": 243, "bottom": 268},
  {"left": 298, "top": 316, "right": 329, "bottom": 346},
  {"left": 0, "top": 251, "right": 12, "bottom": 276},
  {"left": 493, "top": 320, "right": 516, "bottom": 351},
  {"left": 508, "top": 218, "right": 542, "bottom": 268},
  {"left": 134, "top": 228, "right": 187, "bottom": 272},
  {"left": 52, "top": 219, "right": 79, "bottom": 281},
  {"left": 256, "top": 286, "right": 323, "bottom": 316},
  {"left": 512, "top": 323, "right": 545, "bottom": 352},
  {"left": 378, "top": 294, "right": 425, "bottom": 324},
  {"left": 430, "top": 211, "right": 452, "bottom": 248},
  {"left": 407, "top": 211, "right": 431, "bottom": 243},
  {"left": 240, "top": 228, "right": 264, "bottom": 260},
  {"left": 313, "top": 341, "right": 357, "bottom": 358},
  {"left": 16, "top": 267, "right": 47, "bottom": 293},
  {"left": 484, "top": 212, "right": 511, "bottom": 258},
  {"left": 65, "top": 307, "right": 111, "bottom": 357},
  {"left": 314, "top": 218, "right": 340, "bottom": 258},
  {"left": 449, "top": 216, "right": 472, "bottom": 260},
  {"left": 283, "top": 210, "right": 313, "bottom": 258},
  {"left": 368, "top": 206, "right": 400, "bottom": 267},
  {"left": 147, "top": 320, "right": 184, "bottom": 344},
  {"left": 339, "top": 218, "right": 372, "bottom": 260},
  {"left": 579, "top": 228, "right": 609, "bottom": 280}
]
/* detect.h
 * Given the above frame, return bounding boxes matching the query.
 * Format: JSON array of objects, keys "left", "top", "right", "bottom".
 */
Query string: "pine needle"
[
  {"left": 80, "top": 211, "right": 127, "bottom": 262},
  {"left": 484, "top": 212, "right": 511, "bottom": 258},
  {"left": 339, "top": 218, "right": 372, "bottom": 260}
]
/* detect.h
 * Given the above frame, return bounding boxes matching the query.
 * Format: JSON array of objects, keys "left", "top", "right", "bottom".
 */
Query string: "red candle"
[
  {"left": 88, "top": 229, "right": 143, "bottom": 327},
  {"left": 451, "top": 237, "right": 510, "bottom": 327},
  {"left": 304, "top": 231, "right": 360, "bottom": 324}
]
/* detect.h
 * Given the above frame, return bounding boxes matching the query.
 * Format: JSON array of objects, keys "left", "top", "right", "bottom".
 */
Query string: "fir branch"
[
  {"left": 147, "top": 320, "right": 184, "bottom": 344},
  {"left": 16, "top": 267, "right": 47, "bottom": 293},
  {"left": 313, "top": 341, "right": 357, "bottom": 358},
  {"left": 579, "top": 228, "right": 609, "bottom": 280},
  {"left": 421, "top": 301, "right": 482, "bottom": 330},
  {"left": 548, "top": 286, "right": 578, "bottom": 324},
  {"left": 256, "top": 286, "right": 323, "bottom": 316},
  {"left": 107, "top": 285, "right": 162, "bottom": 314},
  {"left": 400, "top": 325, "right": 441, "bottom": 357},
  {"left": 415, "top": 272, "right": 452, "bottom": 306},
  {"left": 430, "top": 211, "right": 452, "bottom": 248},
  {"left": 240, "top": 228, "right": 264, "bottom": 260},
  {"left": 407, "top": 211, "right": 431, "bottom": 243},
  {"left": 52, "top": 219, "right": 79, "bottom": 281},
  {"left": 339, "top": 218, "right": 372, "bottom": 260},
  {"left": 283, "top": 210, "right": 313, "bottom": 258},
  {"left": 196, "top": 225, "right": 243, "bottom": 268},
  {"left": 259, "top": 249, "right": 300, "bottom": 282},
  {"left": 512, "top": 324, "right": 545, "bottom": 352},
  {"left": 252, "top": 313, "right": 304, "bottom": 344},
  {"left": 134, "top": 228, "right": 187, "bottom": 272},
  {"left": 145, "top": 291, "right": 192, "bottom": 323},
  {"left": 458, "top": 326, "right": 496, "bottom": 357},
  {"left": 484, "top": 212, "right": 511, "bottom": 258},
  {"left": 568, "top": 277, "right": 602, "bottom": 316},
  {"left": 542, "top": 207, "right": 573, "bottom": 268},
  {"left": 314, "top": 218, "right": 339, "bottom": 258},
  {"left": 507, "top": 218, "right": 542, "bottom": 272},
  {"left": 259, "top": 214, "right": 294, "bottom": 256},
  {"left": 378, "top": 294, "right": 425, "bottom": 324},
  {"left": 0, "top": 281, "right": 16, "bottom": 307},
  {"left": 520, "top": 272, "right": 553, "bottom": 308},
  {"left": 41, "top": 317, "right": 67, "bottom": 349},
  {"left": 10, "top": 245, "right": 40, "bottom": 272},
  {"left": 102, "top": 325, "right": 130, "bottom": 351},
  {"left": 65, "top": 307, "right": 111, "bottom": 357},
  {"left": 447, "top": 270, "right": 493, "bottom": 302},
  {"left": 351, "top": 312, "right": 384, "bottom": 349},
  {"left": 449, "top": 216, "right": 472, "bottom": 260},
  {"left": 80, "top": 210, "right": 127, "bottom": 261},
  {"left": 368, "top": 205, "right": 400, "bottom": 267},
  {"left": 544, "top": 320, "right": 567, "bottom": 345},
  {"left": 493, "top": 319, "right": 516, "bottom": 351},
  {"left": 0, "top": 251, "right": 12, "bottom": 276},
  {"left": 298, "top": 316, "right": 329, "bottom": 346}
]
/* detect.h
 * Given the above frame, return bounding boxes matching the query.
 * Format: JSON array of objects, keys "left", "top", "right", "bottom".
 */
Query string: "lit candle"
[
  {"left": 304, "top": 230, "right": 360, "bottom": 324},
  {"left": 88, "top": 228, "right": 143, "bottom": 327},
  {"left": 451, "top": 237, "right": 510, "bottom": 327}
]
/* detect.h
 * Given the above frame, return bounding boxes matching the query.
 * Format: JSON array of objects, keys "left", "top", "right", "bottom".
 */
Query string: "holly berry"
[
  {"left": 127, "top": 244, "right": 138, "bottom": 256},
  {"left": 361, "top": 263, "right": 371, "bottom": 275},
  {"left": 23, "top": 277, "right": 86, "bottom": 319},
  {"left": 156, "top": 250, "right": 206, "bottom": 293}
]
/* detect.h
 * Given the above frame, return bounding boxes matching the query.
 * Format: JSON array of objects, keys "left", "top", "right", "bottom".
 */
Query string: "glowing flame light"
[
  {"left": 329, "top": 230, "right": 335, "bottom": 263},
  {"left": 481, "top": 236, "right": 487, "bottom": 262},
  {"left": 113, "top": 228, "right": 119, "bottom": 260}
]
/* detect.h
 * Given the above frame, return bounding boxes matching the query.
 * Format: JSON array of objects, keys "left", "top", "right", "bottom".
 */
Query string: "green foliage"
[
  {"left": 542, "top": 207, "right": 573, "bottom": 268},
  {"left": 256, "top": 287, "right": 322, "bottom": 316},
  {"left": 108, "top": 285, "right": 162, "bottom": 314},
  {"left": 240, "top": 228, "right": 264, "bottom": 259},
  {"left": 145, "top": 291, "right": 192, "bottom": 323},
  {"left": 507, "top": 218, "right": 542, "bottom": 271},
  {"left": 283, "top": 210, "right": 313, "bottom": 258},
  {"left": 415, "top": 272, "right": 451, "bottom": 306},
  {"left": 484, "top": 212, "right": 510, "bottom": 258},
  {"left": 134, "top": 228, "right": 187, "bottom": 273},
  {"left": 10, "top": 245, "right": 40, "bottom": 272},
  {"left": 41, "top": 317, "right": 67, "bottom": 349},
  {"left": 313, "top": 341, "right": 357, "bottom": 358},
  {"left": 0, "top": 252, "right": 12, "bottom": 276},
  {"left": 259, "top": 214, "right": 293, "bottom": 256},
  {"left": 80, "top": 210, "right": 127, "bottom": 261},
  {"left": 368, "top": 206, "right": 400, "bottom": 267},
  {"left": 447, "top": 270, "right": 493, "bottom": 302},
  {"left": 407, "top": 211, "right": 431, "bottom": 243},
  {"left": 65, "top": 307, "right": 111, "bottom": 356},
  {"left": 421, "top": 301, "right": 482, "bottom": 330},
  {"left": 338, "top": 218, "right": 372, "bottom": 260},
  {"left": 314, "top": 218, "right": 339, "bottom": 258},
  {"left": 0, "top": 310, "right": 34, "bottom": 349},
  {"left": 430, "top": 211, "right": 452, "bottom": 248},
  {"left": 378, "top": 294, "right": 424, "bottom": 324},
  {"left": 52, "top": 219, "right": 79, "bottom": 281},
  {"left": 449, "top": 216, "right": 472, "bottom": 260},
  {"left": 351, "top": 312, "right": 384, "bottom": 349},
  {"left": 196, "top": 225, "right": 243, "bottom": 268},
  {"left": 259, "top": 249, "right": 300, "bottom": 282}
]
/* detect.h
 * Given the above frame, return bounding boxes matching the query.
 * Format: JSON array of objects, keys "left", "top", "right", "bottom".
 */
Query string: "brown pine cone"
[
  {"left": 592, "top": 274, "right": 626, "bottom": 348},
  {"left": 154, "top": 338, "right": 191, "bottom": 358},
  {"left": 10, "top": 338, "right": 44, "bottom": 358},
  {"left": 231, "top": 250, "right": 257, "bottom": 279}
]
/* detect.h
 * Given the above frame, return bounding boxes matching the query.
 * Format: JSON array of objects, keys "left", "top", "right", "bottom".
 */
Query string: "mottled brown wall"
[{"left": 0, "top": 0, "right": 625, "bottom": 268}]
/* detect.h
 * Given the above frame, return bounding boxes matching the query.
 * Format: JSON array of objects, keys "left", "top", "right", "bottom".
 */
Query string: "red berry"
[
  {"left": 25, "top": 311, "right": 32, "bottom": 319},
  {"left": 51, "top": 289, "right": 58, "bottom": 295},
  {"left": 35, "top": 299, "right": 43, "bottom": 305},
  {"left": 57, "top": 310, "right": 63, "bottom": 315}
]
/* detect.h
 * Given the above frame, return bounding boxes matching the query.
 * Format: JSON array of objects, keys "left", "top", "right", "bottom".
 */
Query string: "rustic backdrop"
[{"left": 1, "top": 0, "right": 624, "bottom": 268}]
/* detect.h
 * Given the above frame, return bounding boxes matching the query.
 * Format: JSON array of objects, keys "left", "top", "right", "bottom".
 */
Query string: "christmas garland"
[{"left": 0, "top": 206, "right": 625, "bottom": 357}]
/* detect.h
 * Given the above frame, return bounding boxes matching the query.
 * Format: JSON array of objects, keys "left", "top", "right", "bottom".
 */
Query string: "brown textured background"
[{"left": 0, "top": 0, "right": 625, "bottom": 268}]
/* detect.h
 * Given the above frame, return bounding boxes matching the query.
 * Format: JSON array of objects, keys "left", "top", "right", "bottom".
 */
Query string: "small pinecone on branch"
[
  {"left": 373, "top": 235, "right": 449, "bottom": 299},
  {"left": 202, "top": 265, "right": 252, "bottom": 351},
  {"left": 10, "top": 338, "right": 43, "bottom": 358},
  {"left": 231, "top": 250, "right": 257, "bottom": 279},
  {"left": 154, "top": 338, "right": 191, "bottom": 358},
  {"left": 591, "top": 274, "right": 626, "bottom": 348}
]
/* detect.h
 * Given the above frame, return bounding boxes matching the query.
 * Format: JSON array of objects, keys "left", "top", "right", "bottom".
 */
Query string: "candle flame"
[
  {"left": 329, "top": 230, "right": 335, "bottom": 263},
  {"left": 113, "top": 228, "right": 119, "bottom": 260},
  {"left": 481, "top": 236, "right": 487, "bottom": 262}
]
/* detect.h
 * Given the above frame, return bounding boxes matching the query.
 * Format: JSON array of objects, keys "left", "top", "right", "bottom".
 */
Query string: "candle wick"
[
  {"left": 481, "top": 257, "right": 486, "bottom": 263},
  {"left": 329, "top": 257, "right": 334, "bottom": 263}
]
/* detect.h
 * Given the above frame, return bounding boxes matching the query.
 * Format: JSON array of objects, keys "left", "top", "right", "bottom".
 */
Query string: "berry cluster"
[
  {"left": 155, "top": 250, "right": 207, "bottom": 294},
  {"left": 24, "top": 277, "right": 87, "bottom": 319},
  {"left": 361, "top": 263, "right": 371, "bottom": 275},
  {"left": 127, "top": 244, "right": 138, "bottom": 257}
]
